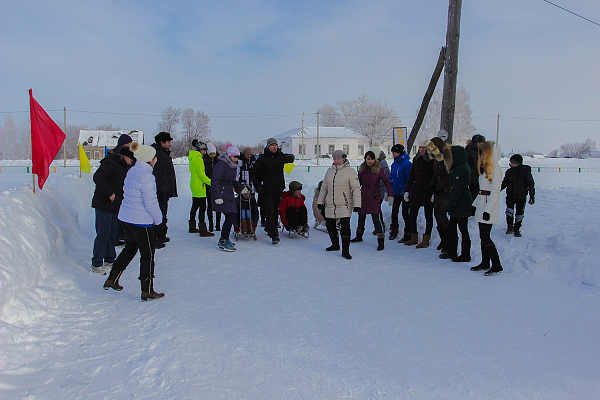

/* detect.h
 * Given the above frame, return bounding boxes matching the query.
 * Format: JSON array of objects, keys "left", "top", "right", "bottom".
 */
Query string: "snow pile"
[{"left": 0, "top": 175, "right": 92, "bottom": 316}]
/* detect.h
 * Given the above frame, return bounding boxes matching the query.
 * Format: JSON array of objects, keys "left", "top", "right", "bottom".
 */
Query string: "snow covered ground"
[{"left": 1, "top": 157, "right": 599, "bottom": 399}]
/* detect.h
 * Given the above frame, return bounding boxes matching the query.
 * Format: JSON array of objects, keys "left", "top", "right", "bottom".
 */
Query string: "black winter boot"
[
  {"left": 103, "top": 268, "right": 124, "bottom": 291},
  {"left": 141, "top": 278, "right": 165, "bottom": 301},
  {"left": 484, "top": 244, "right": 503, "bottom": 275},
  {"left": 208, "top": 218, "right": 214, "bottom": 232},
  {"left": 506, "top": 216, "right": 514, "bottom": 235},
  {"left": 452, "top": 238, "right": 471, "bottom": 262},
  {"left": 513, "top": 220, "right": 522, "bottom": 237},
  {"left": 341, "top": 236, "right": 352, "bottom": 259},
  {"left": 351, "top": 228, "right": 364, "bottom": 243},
  {"left": 377, "top": 234, "right": 385, "bottom": 251},
  {"left": 470, "top": 243, "right": 491, "bottom": 271},
  {"left": 388, "top": 224, "right": 399, "bottom": 240},
  {"left": 398, "top": 229, "right": 412, "bottom": 243},
  {"left": 189, "top": 220, "right": 200, "bottom": 233},
  {"left": 326, "top": 225, "right": 340, "bottom": 251},
  {"left": 436, "top": 226, "right": 445, "bottom": 250}
]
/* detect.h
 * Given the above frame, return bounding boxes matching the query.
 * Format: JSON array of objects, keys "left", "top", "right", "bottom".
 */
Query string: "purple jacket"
[
  {"left": 358, "top": 164, "right": 393, "bottom": 215},
  {"left": 211, "top": 153, "right": 245, "bottom": 214}
]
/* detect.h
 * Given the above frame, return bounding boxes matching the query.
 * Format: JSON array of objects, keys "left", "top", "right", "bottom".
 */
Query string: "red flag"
[{"left": 29, "top": 89, "right": 66, "bottom": 189}]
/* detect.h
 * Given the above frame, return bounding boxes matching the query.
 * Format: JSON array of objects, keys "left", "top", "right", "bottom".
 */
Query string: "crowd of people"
[{"left": 90, "top": 133, "right": 536, "bottom": 301}]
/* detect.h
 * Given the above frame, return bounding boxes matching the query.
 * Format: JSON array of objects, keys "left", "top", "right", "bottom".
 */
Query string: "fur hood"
[
  {"left": 359, "top": 159, "right": 381, "bottom": 173},
  {"left": 478, "top": 141, "right": 501, "bottom": 183}
]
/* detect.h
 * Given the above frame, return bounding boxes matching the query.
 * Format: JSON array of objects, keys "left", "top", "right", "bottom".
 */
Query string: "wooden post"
[
  {"left": 440, "top": 0, "right": 462, "bottom": 144},
  {"left": 406, "top": 47, "right": 446, "bottom": 154},
  {"left": 316, "top": 111, "right": 320, "bottom": 166}
]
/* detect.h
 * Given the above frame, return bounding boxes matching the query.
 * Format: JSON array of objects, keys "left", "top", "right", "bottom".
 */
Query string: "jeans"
[{"left": 92, "top": 209, "right": 118, "bottom": 267}]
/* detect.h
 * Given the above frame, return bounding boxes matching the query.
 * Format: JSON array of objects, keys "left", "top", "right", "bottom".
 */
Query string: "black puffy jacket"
[
  {"left": 151, "top": 143, "right": 178, "bottom": 199},
  {"left": 251, "top": 147, "right": 295, "bottom": 196},
  {"left": 92, "top": 151, "right": 128, "bottom": 213},
  {"left": 501, "top": 164, "right": 535, "bottom": 200}
]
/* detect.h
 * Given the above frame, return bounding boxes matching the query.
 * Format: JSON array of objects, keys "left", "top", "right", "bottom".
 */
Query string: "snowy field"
[{"left": 1, "top": 157, "right": 599, "bottom": 399}]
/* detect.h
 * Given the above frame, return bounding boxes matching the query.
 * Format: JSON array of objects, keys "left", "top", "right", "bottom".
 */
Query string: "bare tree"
[
  {"left": 318, "top": 102, "right": 343, "bottom": 127},
  {"left": 548, "top": 149, "right": 559, "bottom": 157},
  {"left": 337, "top": 95, "right": 401, "bottom": 147},
  {"left": 94, "top": 124, "right": 121, "bottom": 131},
  {"left": 418, "top": 86, "right": 476, "bottom": 145},
  {"left": 180, "top": 108, "right": 211, "bottom": 151},
  {"left": 560, "top": 138, "right": 597, "bottom": 158},
  {"left": 157, "top": 106, "right": 181, "bottom": 135}
]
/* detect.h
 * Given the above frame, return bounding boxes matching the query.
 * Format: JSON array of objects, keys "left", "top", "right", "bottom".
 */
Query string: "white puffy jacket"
[
  {"left": 118, "top": 162, "right": 163, "bottom": 226},
  {"left": 317, "top": 160, "right": 361, "bottom": 219},
  {"left": 473, "top": 144, "right": 502, "bottom": 224}
]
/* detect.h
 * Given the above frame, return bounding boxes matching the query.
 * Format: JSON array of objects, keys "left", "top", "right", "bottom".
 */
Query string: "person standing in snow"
[
  {"left": 203, "top": 143, "right": 221, "bottom": 232},
  {"left": 312, "top": 180, "right": 327, "bottom": 229},
  {"left": 279, "top": 180, "right": 309, "bottom": 234},
  {"left": 369, "top": 143, "right": 390, "bottom": 235},
  {"left": 251, "top": 138, "right": 295, "bottom": 245},
  {"left": 427, "top": 137, "right": 452, "bottom": 257},
  {"left": 441, "top": 145, "right": 473, "bottom": 262},
  {"left": 90, "top": 146, "right": 135, "bottom": 275},
  {"left": 151, "top": 132, "right": 178, "bottom": 247},
  {"left": 351, "top": 151, "right": 393, "bottom": 251},
  {"left": 317, "top": 150, "right": 361, "bottom": 260},
  {"left": 188, "top": 139, "right": 214, "bottom": 237},
  {"left": 103, "top": 143, "right": 165, "bottom": 301},
  {"left": 471, "top": 141, "right": 504, "bottom": 275},
  {"left": 389, "top": 144, "right": 412, "bottom": 242},
  {"left": 501, "top": 153, "right": 535, "bottom": 237},
  {"left": 465, "top": 134, "right": 486, "bottom": 203},
  {"left": 113, "top": 134, "right": 134, "bottom": 247},
  {"left": 403, "top": 140, "right": 435, "bottom": 248},
  {"left": 212, "top": 146, "right": 246, "bottom": 251}
]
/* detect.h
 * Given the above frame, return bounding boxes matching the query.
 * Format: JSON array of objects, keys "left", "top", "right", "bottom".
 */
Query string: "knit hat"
[
  {"left": 331, "top": 149, "right": 346, "bottom": 159},
  {"left": 226, "top": 146, "right": 240, "bottom": 157},
  {"left": 369, "top": 143, "right": 381, "bottom": 158},
  {"left": 242, "top": 147, "right": 253, "bottom": 156},
  {"left": 266, "top": 138, "right": 278, "bottom": 147},
  {"left": 155, "top": 131, "right": 173, "bottom": 143},
  {"left": 289, "top": 181, "right": 302, "bottom": 193},
  {"left": 119, "top": 146, "right": 136, "bottom": 161},
  {"left": 207, "top": 143, "right": 216, "bottom": 154},
  {"left": 191, "top": 139, "right": 207, "bottom": 151},
  {"left": 391, "top": 144, "right": 404, "bottom": 154},
  {"left": 510, "top": 154, "right": 523, "bottom": 165},
  {"left": 225, "top": 143, "right": 232, "bottom": 149},
  {"left": 130, "top": 142, "right": 156, "bottom": 163},
  {"left": 117, "top": 134, "right": 133, "bottom": 146}
]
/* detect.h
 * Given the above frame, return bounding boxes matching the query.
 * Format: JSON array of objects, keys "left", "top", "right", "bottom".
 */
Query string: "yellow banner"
[{"left": 79, "top": 143, "right": 92, "bottom": 174}]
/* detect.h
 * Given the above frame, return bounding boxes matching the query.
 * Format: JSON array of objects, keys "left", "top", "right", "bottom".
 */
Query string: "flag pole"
[{"left": 63, "top": 107, "right": 67, "bottom": 168}]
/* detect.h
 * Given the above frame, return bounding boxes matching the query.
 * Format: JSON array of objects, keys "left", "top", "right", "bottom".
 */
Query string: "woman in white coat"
[
  {"left": 103, "top": 143, "right": 166, "bottom": 300},
  {"left": 470, "top": 141, "right": 503, "bottom": 275},
  {"left": 317, "top": 150, "right": 361, "bottom": 260}
]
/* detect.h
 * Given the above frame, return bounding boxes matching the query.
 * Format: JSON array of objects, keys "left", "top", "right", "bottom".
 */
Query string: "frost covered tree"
[
  {"left": 157, "top": 106, "right": 181, "bottom": 135},
  {"left": 419, "top": 86, "right": 476, "bottom": 145},
  {"left": 317, "top": 103, "right": 343, "bottom": 127},
  {"left": 318, "top": 95, "right": 400, "bottom": 146},
  {"left": 180, "top": 108, "right": 211, "bottom": 152}
]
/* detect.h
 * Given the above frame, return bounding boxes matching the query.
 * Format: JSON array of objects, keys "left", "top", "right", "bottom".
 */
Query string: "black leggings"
[
  {"left": 434, "top": 206, "right": 449, "bottom": 229},
  {"left": 357, "top": 213, "right": 384, "bottom": 234},
  {"left": 448, "top": 216, "right": 470, "bottom": 256},
  {"left": 326, "top": 216, "right": 351, "bottom": 238},
  {"left": 113, "top": 222, "right": 156, "bottom": 281},
  {"left": 409, "top": 205, "right": 434, "bottom": 235},
  {"left": 478, "top": 222, "right": 494, "bottom": 246},
  {"left": 190, "top": 197, "right": 207, "bottom": 223}
]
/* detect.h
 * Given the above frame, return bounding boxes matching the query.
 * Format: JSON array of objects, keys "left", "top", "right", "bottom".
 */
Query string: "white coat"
[
  {"left": 317, "top": 160, "right": 361, "bottom": 219},
  {"left": 473, "top": 144, "right": 502, "bottom": 224},
  {"left": 118, "top": 162, "right": 163, "bottom": 226}
]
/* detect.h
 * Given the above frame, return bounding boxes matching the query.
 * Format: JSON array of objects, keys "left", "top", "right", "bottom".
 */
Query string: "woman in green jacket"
[{"left": 189, "top": 140, "right": 214, "bottom": 237}]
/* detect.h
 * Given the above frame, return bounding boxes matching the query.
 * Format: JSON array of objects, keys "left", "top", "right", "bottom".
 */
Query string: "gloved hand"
[
  {"left": 483, "top": 212, "right": 490, "bottom": 221},
  {"left": 317, "top": 204, "right": 326, "bottom": 219},
  {"left": 215, "top": 198, "right": 223, "bottom": 205},
  {"left": 387, "top": 196, "right": 394, "bottom": 207},
  {"left": 241, "top": 187, "right": 249, "bottom": 195},
  {"left": 320, "top": 220, "right": 327, "bottom": 226},
  {"left": 403, "top": 192, "right": 409, "bottom": 202},
  {"left": 529, "top": 197, "right": 535, "bottom": 205},
  {"left": 353, "top": 206, "right": 361, "bottom": 213},
  {"left": 471, "top": 206, "right": 476, "bottom": 216}
]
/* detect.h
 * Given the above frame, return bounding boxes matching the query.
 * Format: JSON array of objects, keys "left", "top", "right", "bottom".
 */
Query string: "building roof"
[
  {"left": 272, "top": 126, "right": 364, "bottom": 140},
  {"left": 78, "top": 130, "right": 143, "bottom": 147}
]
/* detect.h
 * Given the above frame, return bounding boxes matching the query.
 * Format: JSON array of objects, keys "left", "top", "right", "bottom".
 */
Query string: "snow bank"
[{"left": 0, "top": 174, "right": 93, "bottom": 316}]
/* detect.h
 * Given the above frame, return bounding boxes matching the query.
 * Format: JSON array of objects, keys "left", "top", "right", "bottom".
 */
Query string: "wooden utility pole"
[{"left": 440, "top": 0, "right": 462, "bottom": 144}]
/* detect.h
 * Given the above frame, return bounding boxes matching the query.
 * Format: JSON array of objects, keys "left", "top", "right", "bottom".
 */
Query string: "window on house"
[
  {"left": 328, "top": 144, "right": 335, "bottom": 154},
  {"left": 343, "top": 144, "right": 349, "bottom": 156},
  {"left": 298, "top": 144, "right": 305, "bottom": 156},
  {"left": 314, "top": 144, "right": 321, "bottom": 156},
  {"left": 358, "top": 145, "right": 364, "bottom": 156}
]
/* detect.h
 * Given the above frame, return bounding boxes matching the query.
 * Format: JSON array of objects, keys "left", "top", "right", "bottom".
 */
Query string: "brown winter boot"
[
  {"left": 416, "top": 234, "right": 431, "bottom": 249},
  {"left": 198, "top": 222, "right": 215, "bottom": 237},
  {"left": 240, "top": 220, "right": 250, "bottom": 234},
  {"left": 404, "top": 233, "right": 419, "bottom": 246},
  {"left": 188, "top": 220, "right": 200, "bottom": 233},
  {"left": 141, "top": 278, "right": 165, "bottom": 302},
  {"left": 103, "top": 269, "right": 124, "bottom": 291}
]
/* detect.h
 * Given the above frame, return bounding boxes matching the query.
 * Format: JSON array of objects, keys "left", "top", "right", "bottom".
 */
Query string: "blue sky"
[{"left": 1, "top": 0, "right": 599, "bottom": 153}]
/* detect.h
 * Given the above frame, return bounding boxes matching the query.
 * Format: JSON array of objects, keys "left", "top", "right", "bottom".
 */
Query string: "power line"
[{"left": 542, "top": 0, "right": 600, "bottom": 27}]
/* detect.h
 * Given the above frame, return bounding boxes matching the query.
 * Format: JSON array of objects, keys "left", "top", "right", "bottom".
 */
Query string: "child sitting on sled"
[
  {"left": 279, "top": 181, "right": 309, "bottom": 234},
  {"left": 235, "top": 188, "right": 259, "bottom": 234}
]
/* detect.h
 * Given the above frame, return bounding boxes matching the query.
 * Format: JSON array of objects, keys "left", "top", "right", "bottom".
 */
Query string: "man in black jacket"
[
  {"left": 91, "top": 147, "right": 135, "bottom": 274},
  {"left": 501, "top": 153, "right": 535, "bottom": 237},
  {"left": 251, "top": 138, "right": 295, "bottom": 244},
  {"left": 152, "top": 132, "right": 178, "bottom": 245}
]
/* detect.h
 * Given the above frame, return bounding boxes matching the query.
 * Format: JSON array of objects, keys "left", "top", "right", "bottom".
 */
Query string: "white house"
[
  {"left": 269, "top": 127, "right": 393, "bottom": 160},
  {"left": 78, "top": 130, "right": 143, "bottom": 160}
]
